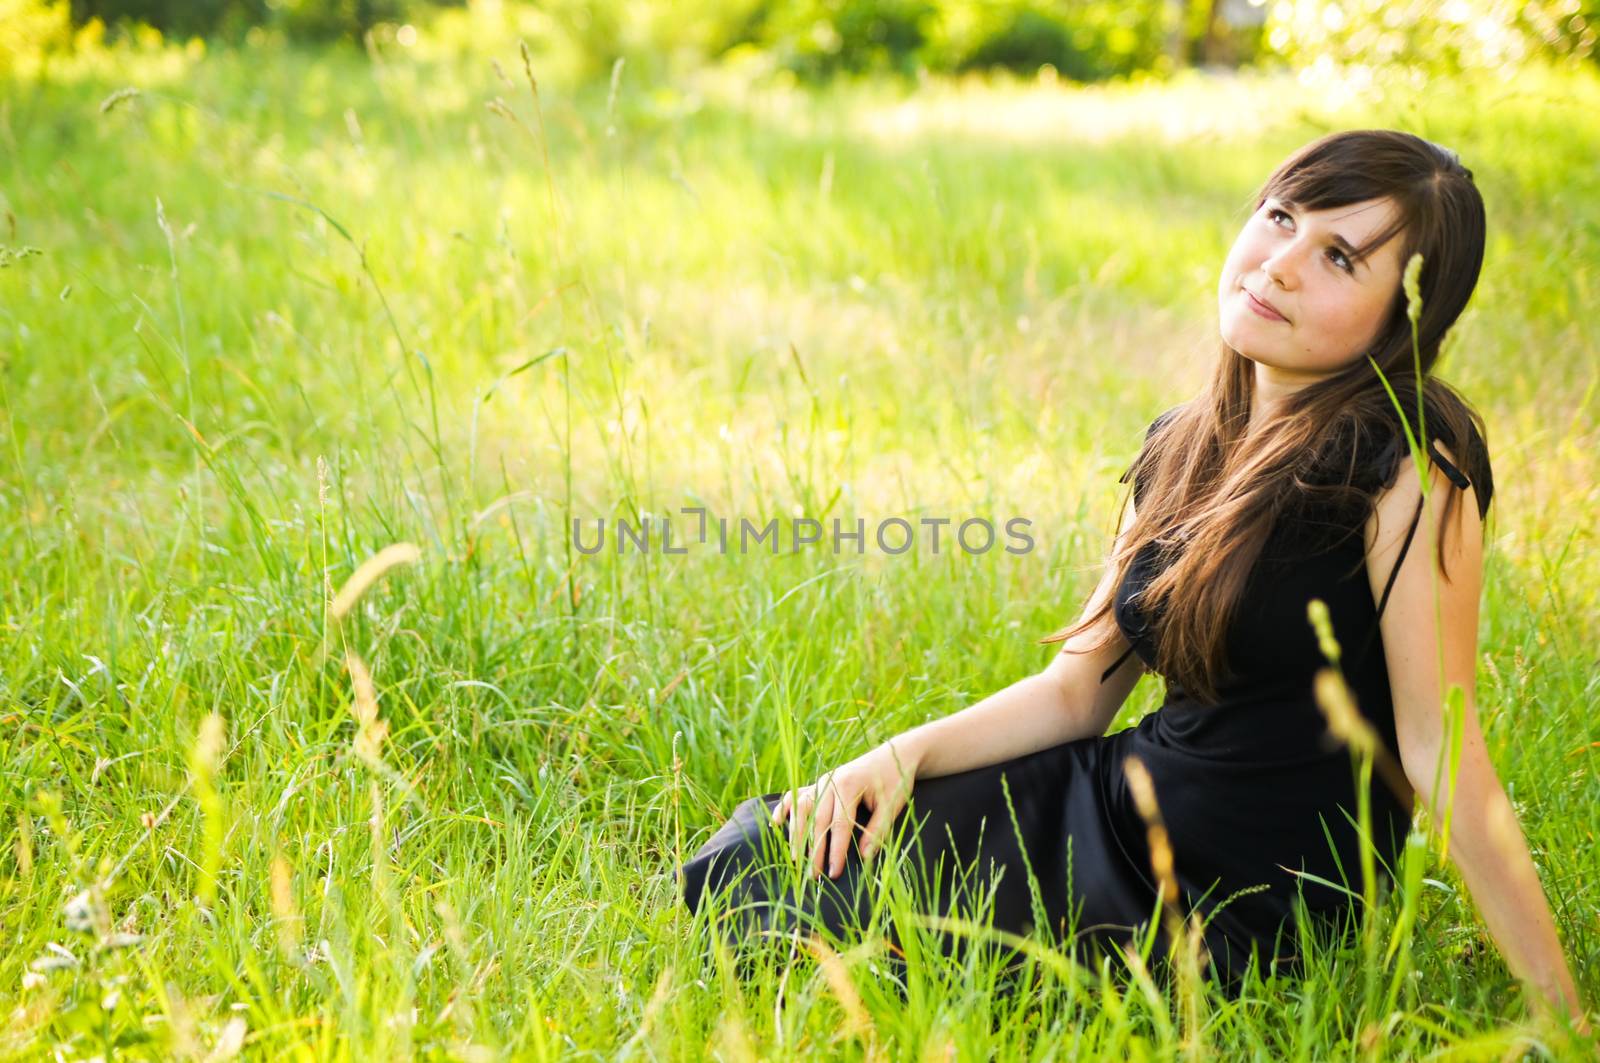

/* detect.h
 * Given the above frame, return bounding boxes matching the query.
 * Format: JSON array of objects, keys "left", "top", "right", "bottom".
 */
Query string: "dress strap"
[
  {"left": 1373, "top": 494, "right": 1426, "bottom": 624},
  {"left": 1361, "top": 439, "right": 1473, "bottom": 655},
  {"left": 1425, "top": 436, "right": 1471, "bottom": 491},
  {"left": 1375, "top": 439, "right": 1472, "bottom": 622},
  {"left": 1100, "top": 643, "right": 1136, "bottom": 684}
]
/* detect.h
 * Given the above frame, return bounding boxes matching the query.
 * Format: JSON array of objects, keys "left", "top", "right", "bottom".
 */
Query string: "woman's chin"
[
  {"left": 1223, "top": 339, "right": 1281, "bottom": 369},
  {"left": 1219, "top": 324, "right": 1260, "bottom": 362}
]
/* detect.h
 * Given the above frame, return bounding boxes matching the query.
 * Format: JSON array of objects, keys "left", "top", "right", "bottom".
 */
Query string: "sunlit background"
[
  {"left": 4, "top": 0, "right": 1597, "bottom": 85},
  {"left": 2, "top": 1, "right": 1598, "bottom": 1059}
]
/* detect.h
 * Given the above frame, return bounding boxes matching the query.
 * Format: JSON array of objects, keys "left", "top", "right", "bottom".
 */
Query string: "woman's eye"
[{"left": 1267, "top": 208, "right": 1355, "bottom": 274}]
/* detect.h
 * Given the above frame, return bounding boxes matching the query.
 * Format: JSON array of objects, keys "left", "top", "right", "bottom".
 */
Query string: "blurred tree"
[
  {"left": 67, "top": 0, "right": 265, "bottom": 38},
  {"left": 1264, "top": 0, "right": 1594, "bottom": 74},
  {"left": 733, "top": 0, "right": 938, "bottom": 78},
  {"left": 5, "top": 0, "right": 1593, "bottom": 79},
  {"left": 957, "top": 8, "right": 1089, "bottom": 78},
  {"left": 1199, "top": 0, "right": 1267, "bottom": 67},
  {"left": 866, "top": 0, "right": 1175, "bottom": 81},
  {"left": 62, "top": 0, "right": 423, "bottom": 41},
  {"left": 272, "top": 0, "right": 408, "bottom": 41}
]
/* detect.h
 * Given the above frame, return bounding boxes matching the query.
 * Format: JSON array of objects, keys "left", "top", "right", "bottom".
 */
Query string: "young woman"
[{"left": 677, "top": 130, "right": 1585, "bottom": 1020}]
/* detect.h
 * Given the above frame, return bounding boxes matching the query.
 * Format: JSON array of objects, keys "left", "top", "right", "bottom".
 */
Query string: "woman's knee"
[{"left": 680, "top": 793, "right": 788, "bottom": 913}]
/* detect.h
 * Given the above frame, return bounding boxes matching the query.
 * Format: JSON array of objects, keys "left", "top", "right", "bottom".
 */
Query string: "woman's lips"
[{"left": 1244, "top": 289, "right": 1288, "bottom": 322}]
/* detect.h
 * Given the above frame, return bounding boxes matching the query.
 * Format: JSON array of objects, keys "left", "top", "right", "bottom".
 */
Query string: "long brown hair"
[{"left": 1044, "top": 129, "right": 1493, "bottom": 704}]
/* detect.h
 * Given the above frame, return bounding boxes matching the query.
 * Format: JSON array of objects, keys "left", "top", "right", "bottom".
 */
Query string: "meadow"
[{"left": 1, "top": 35, "right": 1598, "bottom": 1059}]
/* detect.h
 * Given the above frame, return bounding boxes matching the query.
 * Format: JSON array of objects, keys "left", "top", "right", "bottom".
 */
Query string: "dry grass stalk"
[
  {"left": 801, "top": 932, "right": 877, "bottom": 1046},
  {"left": 345, "top": 653, "right": 390, "bottom": 768},
  {"left": 329, "top": 542, "right": 422, "bottom": 620},
  {"left": 619, "top": 963, "right": 674, "bottom": 1057},
  {"left": 713, "top": 1006, "right": 758, "bottom": 1062},
  {"left": 98, "top": 87, "right": 141, "bottom": 114},
  {"left": 1123, "top": 755, "right": 1178, "bottom": 910},
  {"left": 919, "top": 1031, "right": 959, "bottom": 1063},
  {"left": 269, "top": 851, "right": 301, "bottom": 963},
  {"left": 1124, "top": 754, "right": 1211, "bottom": 1059},
  {"left": 189, "top": 713, "right": 227, "bottom": 909},
  {"left": 1312, "top": 668, "right": 1412, "bottom": 802}
]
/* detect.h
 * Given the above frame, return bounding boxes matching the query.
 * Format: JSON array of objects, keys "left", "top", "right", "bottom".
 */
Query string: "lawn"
[{"left": 2, "top": 37, "right": 1598, "bottom": 1059}]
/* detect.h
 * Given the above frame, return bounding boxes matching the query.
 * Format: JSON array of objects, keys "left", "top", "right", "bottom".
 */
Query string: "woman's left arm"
[{"left": 1367, "top": 444, "right": 1586, "bottom": 1027}]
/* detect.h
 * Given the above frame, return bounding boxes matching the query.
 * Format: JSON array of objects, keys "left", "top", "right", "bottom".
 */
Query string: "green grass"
[{"left": 2, "top": 36, "right": 1598, "bottom": 1059}]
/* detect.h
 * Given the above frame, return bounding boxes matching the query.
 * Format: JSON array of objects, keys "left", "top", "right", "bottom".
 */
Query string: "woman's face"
[{"left": 1217, "top": 194, "right": 1407, "bottom": 386}]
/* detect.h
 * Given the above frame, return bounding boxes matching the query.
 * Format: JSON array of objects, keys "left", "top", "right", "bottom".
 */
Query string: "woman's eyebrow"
[{"left": 1324, "top": 230, "right": 1368, "bottom": 265}]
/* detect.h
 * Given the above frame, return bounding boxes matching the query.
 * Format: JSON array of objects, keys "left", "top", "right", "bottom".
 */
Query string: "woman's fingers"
[
  {"left": 825, "top": 796, "right": 858, "bottom": 878},
  {"left": 785, "top": 789, "right": 812, "bottom": 859},
  {"left": 858, "top": 797, "right": 895, "bottom": 863},
  {"left": 809, "top": 789, "right": 836, "bottom": 876},
  {"left": 767, "top": 760, "right": 908, "bottom": 876},
  {"left": 770, "top": 790, "right": 790, "bottom": 828},
  {"left": 770, "top": 775, "right": 868, "bottom": 877}
]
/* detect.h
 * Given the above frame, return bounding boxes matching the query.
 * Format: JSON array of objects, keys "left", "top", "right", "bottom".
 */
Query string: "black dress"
[{"left": 677, "top": 407, "right": 1491, "bottom": 986}]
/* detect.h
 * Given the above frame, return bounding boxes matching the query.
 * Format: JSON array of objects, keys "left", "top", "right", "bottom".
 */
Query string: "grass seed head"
[
  {"left": 1403, "top": 252, "right": 1424, "bottom": 324},
  {"left": 1306, "top": 598, "right": 1341, "bottom": 666},
  {"left": 345, "top": 653, "right": 389, "bottom": 768},
  {"left": 1124, "top": 755, "right": 1179, "bottom": 907},
  {"left": 802, "top": 932, "right": 875, "bottom": 1043},
  {"left": 270, "top": 852, "right": 301, "bottom": 961},
  {"left": 330, "top": 542, "right": 421, "bottom": 620},
  {"left": 98, "top": 87, "right": 141, "bottom": 114},
  {"left": 190, "top": 712, "right": 225, "bottom": 781},
  {"left": 1312, "top": 668, "right": 1376, "bottom": 757}
]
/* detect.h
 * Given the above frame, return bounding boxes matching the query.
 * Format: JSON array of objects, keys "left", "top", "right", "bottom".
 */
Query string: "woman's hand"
[{"left": 769, "top": 740, "right": 920, "bottom": 880}]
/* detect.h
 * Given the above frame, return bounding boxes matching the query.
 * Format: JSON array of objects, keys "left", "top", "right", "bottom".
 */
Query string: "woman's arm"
[
  {"left": 1367, "top": 445, "right": 1585, "bottom": 1025},
  {"left": 888, "top": 517, "right": 1145, "bottom": 781},
  {"left": 775, "top": 526, "right": 1146, "bottom": 879}
]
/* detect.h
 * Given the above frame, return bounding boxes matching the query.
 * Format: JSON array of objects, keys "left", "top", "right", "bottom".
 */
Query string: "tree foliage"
[{"left": 3, "top": 0, "right": 1596, "bottom": 81}]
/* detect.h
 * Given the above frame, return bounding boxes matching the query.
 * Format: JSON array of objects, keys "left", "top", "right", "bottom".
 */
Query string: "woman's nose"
[
  {"left": 1260, "top": 256, "right": 1293, "bottom": 290},
  {"left": 1260, "top": 241, "right": 1309, "bottom": 289}
]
